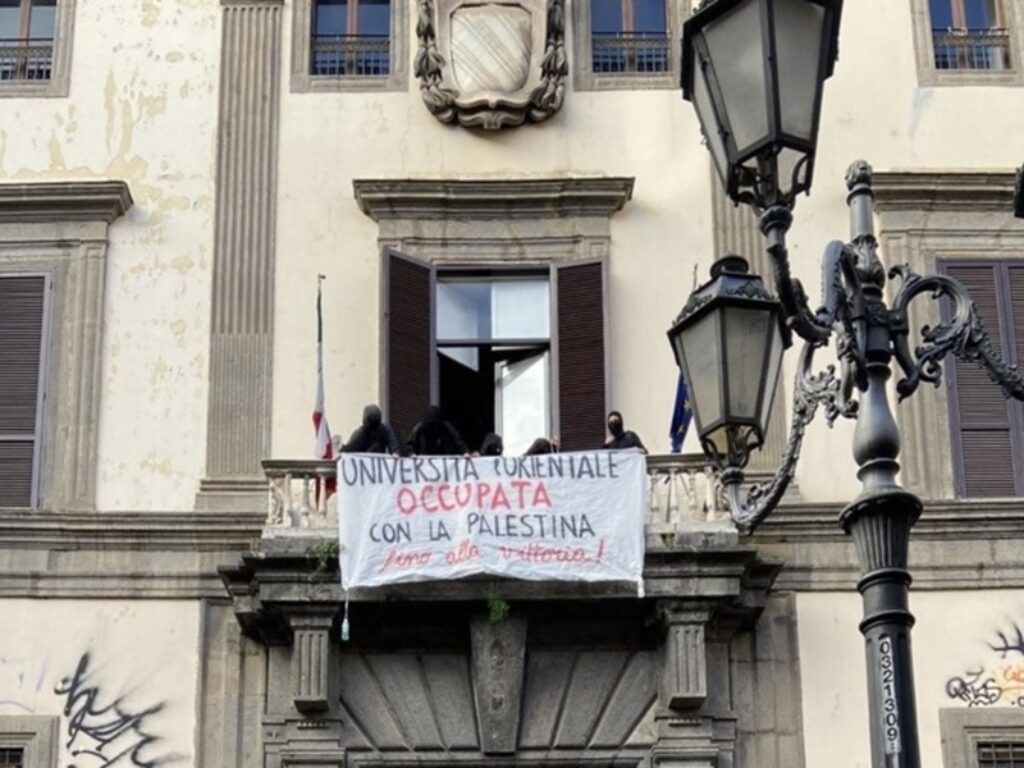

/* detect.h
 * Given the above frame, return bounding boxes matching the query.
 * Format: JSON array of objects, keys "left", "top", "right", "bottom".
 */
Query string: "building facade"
[{"left": 0, "top": 0, "right": 1023, "bottom": 766}]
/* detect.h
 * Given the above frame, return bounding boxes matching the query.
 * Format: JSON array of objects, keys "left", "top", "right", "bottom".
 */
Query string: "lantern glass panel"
[
  {"left": 723, "top": 305, "right": 776, "bottom": 423},
  {"left": 773, "top": 0, "right": 826, "bottom": 141},
  {"left": 760, "top": 319, "right": 784, "bottom": 427},
  {"left": 691, "top": 50, "right": 730, "bottom": 185},
  {"left": 703, "top": 0, "right": 768, "bottom": 154},
  {"left": 678, "top": 310, "right": 724, "bottom": 434}
]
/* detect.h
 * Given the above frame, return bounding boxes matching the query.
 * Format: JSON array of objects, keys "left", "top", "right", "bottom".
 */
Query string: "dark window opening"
[
  {"left": 0, "top": 746, "right": 24, "bottom": 768},
  {"left": 929, "top": 0, "right": 1011, "bottom": 70},
  {"left": 436, "top": 275, "right": 551, "bottom": 454},
  {"left": 0, "top": 274, "right": 46, "bottom": 508},
  {"left": 942, "top": 261, "right": 1024, "bottom": 498},
  {"left": 311, "top": 0, "right": 390, "bottom": 77},
  {"left": 591, "top": 0, "right": 669, "bottom": 74},
  {"left": 0, "top": 0, "right": 55, "bottom": 81},
  {"left": 977, "top": 741, "right": 1024, "bottom": 767}
]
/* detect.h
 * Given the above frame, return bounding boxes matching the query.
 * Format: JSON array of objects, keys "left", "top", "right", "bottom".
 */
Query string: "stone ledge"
[
  {"left": 0, "top": 180, "right": 133, "bottom": 223},
  {"left": 354, "top": 177, "right": 635, "bottom": 221},
  {"left": 873, "top": 170, "right": 1017, "bottom": 212}
]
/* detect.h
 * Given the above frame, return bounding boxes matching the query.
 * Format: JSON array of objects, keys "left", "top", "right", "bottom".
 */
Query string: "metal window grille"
[
  {"left": 0, "top": 38, "right": 53, "bottom": 81},
  {"left": 932, "top": 27, "right": 1011, "bottom": 70},
  {"left": 591, "top": 31, "right": 669, "bottom": 73},
  {"left": 311, "top": 34, "right": 389, "bottom": 76},
  {"left": 0, "top": 747, "right": 24, "bottom": 768},
  {"left": 977, "top": 741, "right": 1024, "bottom": 767}
]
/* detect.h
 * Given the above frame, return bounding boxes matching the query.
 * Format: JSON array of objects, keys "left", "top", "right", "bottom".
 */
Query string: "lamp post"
[{"left": 673, "top": 1, "right": 1024, "bottom": 766}]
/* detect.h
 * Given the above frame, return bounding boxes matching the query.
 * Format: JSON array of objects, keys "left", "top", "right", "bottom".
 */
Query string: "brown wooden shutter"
[
  {"left": 555, "top": 261, "right": 607, "bottom": 451},
  {"left": 385, "top": 249, "right": 433, "bottom": 446},
  {"left": 0, "top": 275, "right": 46, "bottom": 507},
  {"left": 944, "top": 263, "right": 1019, "bottom": 497}
]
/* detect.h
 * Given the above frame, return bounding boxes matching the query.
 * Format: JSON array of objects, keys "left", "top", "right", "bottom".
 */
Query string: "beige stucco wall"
[
  {"left": 0, "top": 1, "right": 219, "bottom": 512},
  {"left": 0, "top": 0, "right": 1019, "bottom": 511},
  {"left": 0, "top": 599, "right": 201, "bottom": 765},
  {"left": 798, "top": 590, "right": 1024, "bottom": 766},
  {"left": 271, "top": 0, "right": 1024, "bottom": 506}
]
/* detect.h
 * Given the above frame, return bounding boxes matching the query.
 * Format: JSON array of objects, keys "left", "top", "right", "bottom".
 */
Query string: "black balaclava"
[
  {"left": 363, "top": 404, "right": 383, "bottom": 429},
  {"left": 608, "top": 410, "right": 624, "bottom": 438},
  {"left": 480, "top": 433, "right": 503, "bottom": 456}
]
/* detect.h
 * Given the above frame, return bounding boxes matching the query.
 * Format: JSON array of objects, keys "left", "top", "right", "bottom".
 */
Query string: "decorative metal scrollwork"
[
  {"left": 726, "top": 340, "right": 857, "bottom": 534},
  {"left": 888, "top": 265, "right": 1024, "bottom": 402}
]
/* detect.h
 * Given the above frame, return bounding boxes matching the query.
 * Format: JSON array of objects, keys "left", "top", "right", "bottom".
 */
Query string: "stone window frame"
[
  {"left": 872, "top": 170, "right": 1022, "bottom": 502},
  {"left": 290, "top": 0, "right": 408, "bottom": 93},
  {"left": 0, "top": 180, "right": 132, "bottom": 511},
  {"left": 940, "top": 707, "right": 1024, "bottom": 768},
  {"left": 0, "top": 0, "right": 76, "bottom": 98},
  {"left": 0, "top": 716, "right": 59, "bottom": 768},
  {"left": 910, "top": 0, "right": 1024, "bottom": 86},
  {"left": 353, "top": 177, "right": 634, "bottom": 448},
  {"left": 572, "top": 0, "right": 687, "bottom": 91}
]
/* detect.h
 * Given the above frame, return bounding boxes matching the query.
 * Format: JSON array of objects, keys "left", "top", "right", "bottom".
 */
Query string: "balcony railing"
[
  {"left": 591, "top": 32, "right": 670, "bottom": 74},
  {"left": 932, "top": 27, "right": 1011, "bottom": 70},
  {"left": 311, "top": 34, "right": 390, "bottom": 77},
  {"left": 0, "top": 38, "right": 53, "bottom": 81},
  {"left": 263, "top": 454, "right": 726, "bottom": 532}
]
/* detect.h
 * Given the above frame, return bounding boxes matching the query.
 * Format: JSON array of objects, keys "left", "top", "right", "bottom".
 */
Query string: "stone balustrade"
[{"left": 262, "top": 454, "right": 726, "bottom": 533}]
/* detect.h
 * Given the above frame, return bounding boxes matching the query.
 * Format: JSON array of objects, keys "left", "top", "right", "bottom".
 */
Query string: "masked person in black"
[
  {"left": 524, "top": 437, "right": 554, "bottom": 455},
  {"left": 405, "top": 405, "right": 468, "bottom": 456},
  {"left": 602, "top": 410, "right": 647, "bottom": 453},
  {"left": 479, "top": 433, "right": 504, "bottom": 456},
  {"left": 339, "top": 404, "right": 400, "bottom": 455}
]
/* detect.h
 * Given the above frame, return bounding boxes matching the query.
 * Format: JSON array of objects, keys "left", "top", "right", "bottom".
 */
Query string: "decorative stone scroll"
[{"left": 415, "top": 0, "right": 567, "bottom": 130}]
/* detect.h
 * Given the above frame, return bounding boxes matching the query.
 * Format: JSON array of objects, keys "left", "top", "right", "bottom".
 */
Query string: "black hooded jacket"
[
  {"left": 405, "top": 406, "right": 468, "bottom": 456},
  {"left": 341, "top": 405, "right": 400, "bottom": 454}
]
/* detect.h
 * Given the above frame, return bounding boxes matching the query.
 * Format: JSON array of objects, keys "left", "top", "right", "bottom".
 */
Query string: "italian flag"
[{"left": 314, "top": 276, "right": 336, "bottom": 502}]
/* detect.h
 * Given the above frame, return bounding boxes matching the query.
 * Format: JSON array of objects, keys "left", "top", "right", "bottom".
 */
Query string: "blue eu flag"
[{"left": 669, "top": 374, "right": 693, "bottom": 453}]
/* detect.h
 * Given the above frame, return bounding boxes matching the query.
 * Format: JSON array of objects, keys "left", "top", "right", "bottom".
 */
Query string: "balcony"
[
  {"left": 262, "top": 453, "right": 730, "bottom": 534},
  {"left": 311, "top": 34, "right": 390, "bottom": 77},
  {"left": 932, "top": 27, "right": 1011, "bottom": 70},
  {"left": 591, "top": 32, "right": 670, "bottom": 74},
  {"left": 0, "top": 38, "right": 53, "bottom": 81}
]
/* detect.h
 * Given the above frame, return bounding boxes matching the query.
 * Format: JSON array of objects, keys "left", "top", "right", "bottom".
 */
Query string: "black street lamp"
[{"left": 676, "top": 2, "right": 1024, "bottom": 767}]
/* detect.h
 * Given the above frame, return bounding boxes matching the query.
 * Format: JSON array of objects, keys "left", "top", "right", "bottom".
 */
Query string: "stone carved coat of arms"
[{"left": 415, "top": 0, "right": 567, "bottom": 129}]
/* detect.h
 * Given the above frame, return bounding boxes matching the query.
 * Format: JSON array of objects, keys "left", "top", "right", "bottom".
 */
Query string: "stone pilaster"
[{"left": 199, "top": 0, "right": 283, "bottom": 510}]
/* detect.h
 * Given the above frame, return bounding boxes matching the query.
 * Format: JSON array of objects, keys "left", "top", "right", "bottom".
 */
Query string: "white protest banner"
[{"left": 337, "top": 450, "right": 647, "bottom": 593}]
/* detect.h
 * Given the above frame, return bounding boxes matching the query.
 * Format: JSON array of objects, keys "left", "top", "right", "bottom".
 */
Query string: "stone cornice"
[
  {"left": 353, "top": 177, "right": 635, "bottom": 221},
  {"left": 872, "top": 170, "right": 1017, "bottom": 213},
  {"left": 0, "top": 180, "right": 133, "bottom": 223},
  {"left": 0, "top": 509, "right": 263, "bottom": 549}
]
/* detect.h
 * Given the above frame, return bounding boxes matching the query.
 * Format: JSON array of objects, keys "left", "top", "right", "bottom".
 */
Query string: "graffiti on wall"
[
  {"left": 945, "top": 621, "right": 1024, "bottom": 708},
  {"left": 0, "top": 655, "right": 49, "bottom": 713},
  {"left": 53, "top": 652, "right": 182, "bottom": 768}
]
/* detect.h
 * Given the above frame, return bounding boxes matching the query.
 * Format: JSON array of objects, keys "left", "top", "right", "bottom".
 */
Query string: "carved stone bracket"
[
  {"left": 658, "top": 604, "right": 711, "bottom": 712},
  {"left": 470, "top": 614, "right": 527, "bottom": 753},
  {"left": 414, "top": 0, "right": 566, "bottom": 129},
  {"left": 290, "top": 613, "right": 336, "bottom": 714}
]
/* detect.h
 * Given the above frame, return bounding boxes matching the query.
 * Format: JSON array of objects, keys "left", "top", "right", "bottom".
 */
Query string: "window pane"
[
  {"left": 633, "top": 0, "right": 666, "bottom": 34},
  {"left": 315, "top": 0, "right": 347, "bottom": 35},
  {"left": 964, "top": 0, "right": 997, "bottom": 29},
  {"left": 29, "top": 0, "right": 55, "bottom": 39},
  {"left": 592, "top": 0, "right": 622, "bottom": 34},
  {"left": 437, "top": 278, "right": 549, "bottom": 341},
  {"left": 492, "top": 279, "right": 549, "bottom": 339},
  {"left": 497, "top": 350, "right": 550, "bottom": 455},
  {"left": 358, "top": 0, "right": 389, "bottom": 35},
  {"left": 929, "top": 0, "right": 954, "bottom": 28},
  {"left": 0, "top": 0, "right": 22, "bottom": 40},
  {"left": 438, "top": 280, "right": 490, "bottom": 340}
]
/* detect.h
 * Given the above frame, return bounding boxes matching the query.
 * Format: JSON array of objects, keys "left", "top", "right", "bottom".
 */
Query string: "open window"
[{"left": 383, "top": 250, "right": 607, "bottom": 454}]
